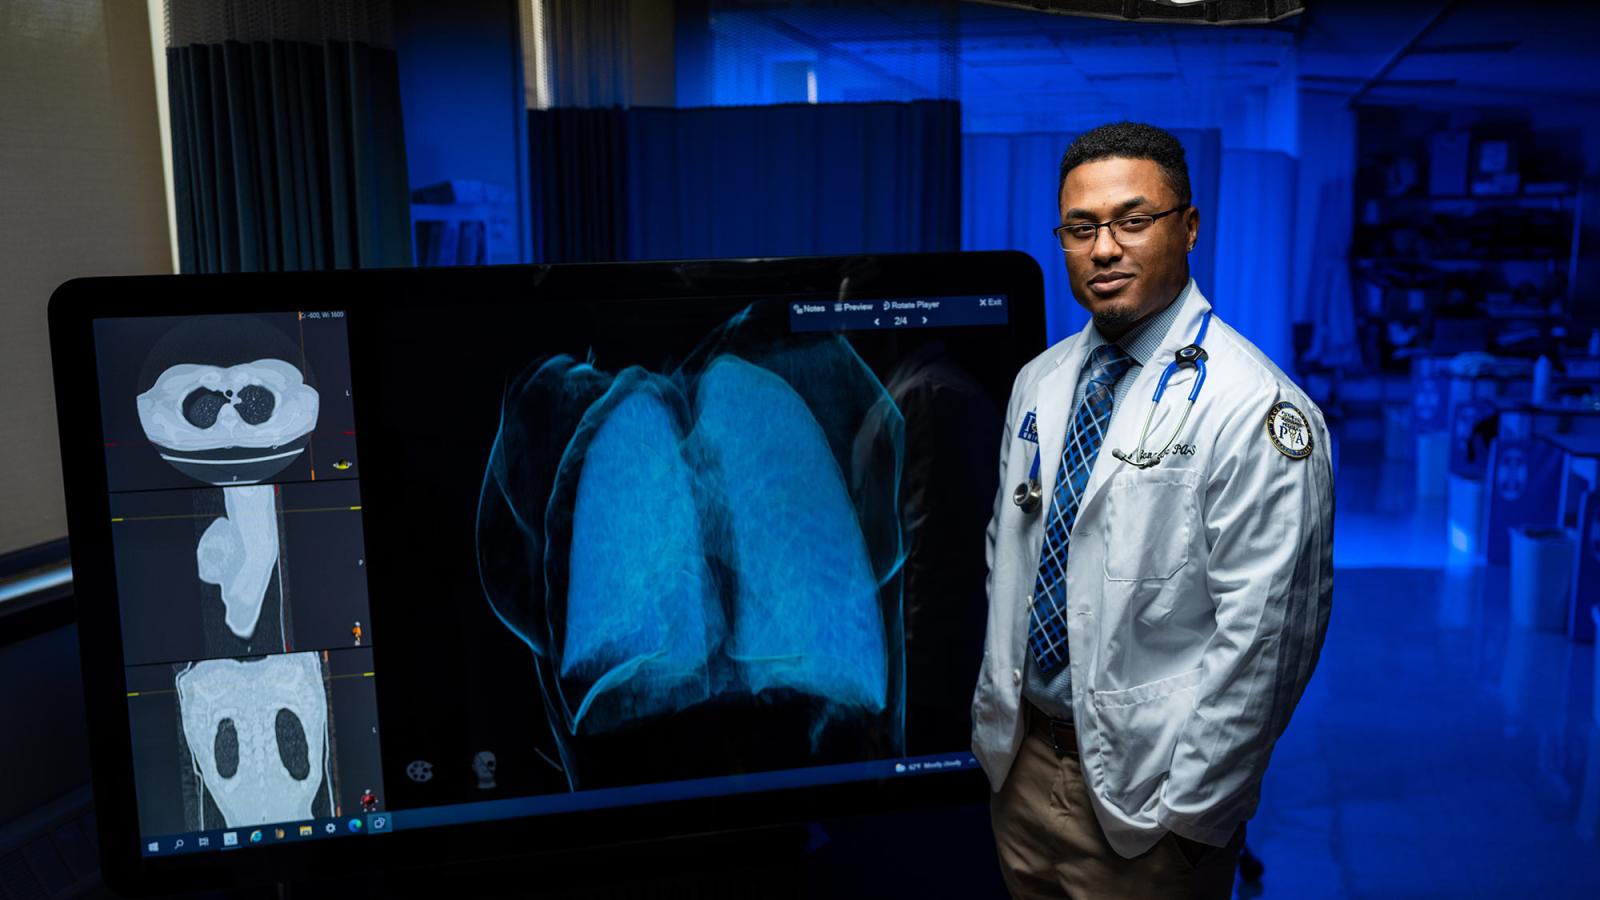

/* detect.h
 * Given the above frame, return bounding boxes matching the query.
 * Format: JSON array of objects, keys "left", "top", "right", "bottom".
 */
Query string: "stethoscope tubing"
[{"left": 1015, "top": 310, "right": 1211, "bottom": 509}]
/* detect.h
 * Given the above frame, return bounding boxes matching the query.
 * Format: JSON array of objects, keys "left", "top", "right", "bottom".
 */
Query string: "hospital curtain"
[
  {"left": 962, "top": 133, "right": 1077, "bottom": 344},
  {"left": 1214, "top": 149, "right": 1296, "bottom": 372},
  {"left": 528, "top": 99, "right": 962, "bottom": 263},
  {"left": 528, "top": 107, "right": 629, "bottom": 263},
  {"left": 165, "top": 0, "right": 413, "bottom": 273},
  {"left": 1293, "top": 92, "right": 1362, "bottom": 370},
  {"left": 539, "top": 0, "right": 633, "bottom": 108}
]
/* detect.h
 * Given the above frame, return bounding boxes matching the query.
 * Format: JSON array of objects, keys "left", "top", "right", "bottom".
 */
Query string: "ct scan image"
[
  {"left": 110, "top": 479, "right": 372, "bottom": 666},
  {"left": 125, "top": 649, "right": 383, "bottom": 835},
  {"left": 95, "top": 312, "right": 359, "bottom": 493}
]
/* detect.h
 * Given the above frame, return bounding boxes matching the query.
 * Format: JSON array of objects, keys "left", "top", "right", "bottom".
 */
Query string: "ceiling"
[
  {"left": 712, "top": 0, "right": 1600, "bottom": 112},
  {"left": 1294, "top": 0, "right": 1600, "bottom": 107}
]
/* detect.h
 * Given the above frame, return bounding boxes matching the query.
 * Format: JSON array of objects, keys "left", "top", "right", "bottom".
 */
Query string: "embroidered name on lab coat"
[{"left": 1132, "top": 442, "right": 1197, "bottom": 465}]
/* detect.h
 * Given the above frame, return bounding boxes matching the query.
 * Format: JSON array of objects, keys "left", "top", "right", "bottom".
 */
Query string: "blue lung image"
[
  {"left": 477, "top": 313, "right": 906, "bottom": 786},
  {"left": 477, "top": 355, "right": 614, "bottom": 659},
  {"left": 690, "top": 356, "right": 885, "bottom": 712},
  {"left": 560, "top": 371, "right": 724, "bottom": 732}
]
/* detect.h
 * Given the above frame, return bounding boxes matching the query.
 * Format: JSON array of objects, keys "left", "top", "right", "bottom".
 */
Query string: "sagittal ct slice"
[
  {"left": 196, "top": 485, "right": 280, "bottom": 640},
  {"left": 175, "top": 652, "right": 331, "bottom": 828},
  {"left": 137, "top": 359, "right": 319, "bottom": 485}
]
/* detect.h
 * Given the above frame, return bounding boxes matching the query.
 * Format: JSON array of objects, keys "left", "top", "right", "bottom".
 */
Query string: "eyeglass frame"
[{"left": 1052, "top": 205, "right": 1190, "bottom": 252}]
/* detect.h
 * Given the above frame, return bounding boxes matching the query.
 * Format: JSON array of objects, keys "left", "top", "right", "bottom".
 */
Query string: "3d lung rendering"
[
  {"left": 175, "top": 652, "right": 331, "bottom": 828},
  {"left": 478, "top": 355, "right": 616, "bottom": 660},
  {"left": 136, "top": 359, "right": 319, "bottom": 484},
  {"left": 689, "top": 356, "right": 886, "bottom": 712},
  {"left": 195, "top": 485, "right": 279, "bottom": 640},
  {"left": 477, "top": 318, "right": 908, "bottom": 782},
  {"left": 557, "top": 371, "right": 724, "bottom": 734}
]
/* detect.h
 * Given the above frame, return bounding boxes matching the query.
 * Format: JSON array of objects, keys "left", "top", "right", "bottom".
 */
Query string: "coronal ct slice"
[
  {"left": 175, "top": 653, "right": 331, "bottom": 828},
  {"left": 136, "top": 359, "right": 319, "bottom": 484},
  {"left": 196, "top": 485, "right": 280, "bottom": 640},
  {"left": 690, "top": 357, "right": 887, "bottom": 712}
]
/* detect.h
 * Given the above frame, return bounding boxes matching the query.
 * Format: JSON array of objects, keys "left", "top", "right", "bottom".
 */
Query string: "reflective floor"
[{"left": 1244, "top": 427, "right": 1600, "bottom": 898}]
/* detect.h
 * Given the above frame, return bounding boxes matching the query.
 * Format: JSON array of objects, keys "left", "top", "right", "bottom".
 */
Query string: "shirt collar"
[{"left": 1085, "top": 278, "right": 1194, "bottom": 368}]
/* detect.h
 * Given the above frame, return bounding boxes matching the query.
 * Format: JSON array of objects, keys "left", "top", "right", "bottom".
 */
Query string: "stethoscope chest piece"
[
  {"left": 1111, "top": 313, "right": 1213, "bottom": 469},
  {"left": 1014, "top": 478, "right": 1043, "bottom": 513}
]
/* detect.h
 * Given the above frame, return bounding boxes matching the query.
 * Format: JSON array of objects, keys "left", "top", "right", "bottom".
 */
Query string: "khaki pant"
[{"left": 990, "top": 706, "right": 1245, "bottom": 899}]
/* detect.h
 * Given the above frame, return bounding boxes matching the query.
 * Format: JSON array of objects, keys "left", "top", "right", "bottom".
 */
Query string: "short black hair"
[{"left": 1058, "top": 121, "right": 1192, "bottom": 208}]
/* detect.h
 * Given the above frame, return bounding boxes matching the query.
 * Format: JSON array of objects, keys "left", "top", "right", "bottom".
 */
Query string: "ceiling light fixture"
[{"left": 970, "top": 0, "right": 1306, "bottom": 26}]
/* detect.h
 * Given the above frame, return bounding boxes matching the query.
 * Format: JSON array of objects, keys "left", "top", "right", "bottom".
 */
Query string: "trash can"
[
  {"left": 1417, "top": 431, "right": 1450, "bottom": 501},
  {"left": 1384, "top": 402, "right": 1411, "bottom": 461},
  {"left": 1593, "top": 607, "right": 1600, "bottom": 725},
  {"left": 1509, "top": 525, "right": 1575, "bottom": 631},
  {"left": 1447, "top": 474, "right": 1485, "bottom": 563}
]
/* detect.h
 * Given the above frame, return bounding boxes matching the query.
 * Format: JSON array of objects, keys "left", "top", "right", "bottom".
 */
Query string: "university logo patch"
[{"left": 1018, "top": 409, "right": 1039, "bottom": 444}]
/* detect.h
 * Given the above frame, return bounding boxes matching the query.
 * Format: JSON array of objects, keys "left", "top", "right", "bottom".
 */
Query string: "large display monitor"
[{"left": 48, "top": 252, "right": 1045, "bottom": 892}]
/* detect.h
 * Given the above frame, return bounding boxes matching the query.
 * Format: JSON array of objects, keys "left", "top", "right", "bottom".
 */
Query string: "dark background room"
[{"left": 4, "top": 0, "right": 1600, "bottom": 897}]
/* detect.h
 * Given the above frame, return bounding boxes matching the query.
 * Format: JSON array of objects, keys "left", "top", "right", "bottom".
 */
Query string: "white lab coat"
[{"left": 971, "top": 281, "right": 1333, "bottom": 858}]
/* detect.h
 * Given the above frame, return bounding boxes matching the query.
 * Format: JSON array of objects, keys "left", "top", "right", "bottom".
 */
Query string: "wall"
[{"left": 0, "top": 0, "right": 172, "bottom": 557}]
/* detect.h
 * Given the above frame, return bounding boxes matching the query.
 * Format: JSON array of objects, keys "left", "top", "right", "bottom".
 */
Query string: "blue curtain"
[
  {"left": 962, "top": 129, "right": 1220, "bottom": 346},
  {"left": 168, "top": 40, "right": 413, "bottom": 273},
  {"left": 529, "top": 108, "right": 630, "bottom": 263},
  {"left": 1214, "top": 149, "right": 1296, "bottom": 372},
  {"left": 529, "top": 100, "right": 961, "bottom": 262},
  {"left": 1293, "top": 92, "right": 1362, "bottom": 370}
]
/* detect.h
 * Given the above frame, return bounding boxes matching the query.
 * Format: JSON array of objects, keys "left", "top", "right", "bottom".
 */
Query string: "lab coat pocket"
[
  {"left": 1090, "top": 666, "right": 1203, "bottom": 810},
  {"left": 1101, "top": 469, "right": 1200, "bottom": 582}
]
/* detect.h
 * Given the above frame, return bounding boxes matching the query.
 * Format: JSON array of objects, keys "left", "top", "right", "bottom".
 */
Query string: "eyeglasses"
[{"left": 1053, "top": 206, "right": 1188, "bottom": 253}]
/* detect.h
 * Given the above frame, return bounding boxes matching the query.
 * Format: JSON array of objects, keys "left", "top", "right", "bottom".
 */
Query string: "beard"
[{"left": 1090, "top": 298, "right": 1145, "bottom": 334}]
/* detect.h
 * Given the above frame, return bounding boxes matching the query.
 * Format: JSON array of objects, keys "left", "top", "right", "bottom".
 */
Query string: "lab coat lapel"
[
  {"left": 1077, "top": 284, "right": 1214, "bottom": 519},
  {"left": 1032, "top": 333, "right": 1090, "bottom": 508}
]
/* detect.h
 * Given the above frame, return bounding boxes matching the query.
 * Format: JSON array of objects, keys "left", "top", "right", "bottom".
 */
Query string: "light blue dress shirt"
[{"left": 1021, "top": 278, "right": 1194, "bottom": 722}]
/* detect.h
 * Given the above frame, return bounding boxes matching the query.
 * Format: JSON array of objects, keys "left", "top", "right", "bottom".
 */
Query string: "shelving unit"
[{"left": 1351, "top": 108, "right": 1586, "bottom": 371}]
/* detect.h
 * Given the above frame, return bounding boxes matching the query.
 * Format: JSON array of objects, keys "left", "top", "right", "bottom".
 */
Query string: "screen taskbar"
[
  {"left": 140, "top": 751, "right": 980, "bottom": 856},
  {"left": 141, "top": 814, "right": 390, "bottom": 856}
]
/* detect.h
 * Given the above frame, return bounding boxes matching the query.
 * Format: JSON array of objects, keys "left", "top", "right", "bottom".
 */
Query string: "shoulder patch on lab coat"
[{"left": 1264, "top": 401, "right": 1313, "bottom": 459}]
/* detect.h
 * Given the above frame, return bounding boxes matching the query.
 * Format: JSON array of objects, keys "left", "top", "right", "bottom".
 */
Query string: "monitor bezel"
[{"left": 49, "top": 251, "right": 1046, "bottom": 894}]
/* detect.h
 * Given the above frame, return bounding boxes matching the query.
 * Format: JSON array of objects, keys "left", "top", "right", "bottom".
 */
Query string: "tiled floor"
[{"left": 1243, "top": 439, "right": 1600, "bottom": 898}]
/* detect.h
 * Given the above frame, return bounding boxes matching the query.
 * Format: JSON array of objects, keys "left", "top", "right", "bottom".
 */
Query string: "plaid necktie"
[{"left": 1028, "top": 343, "right": 1134, "bottom": 677}]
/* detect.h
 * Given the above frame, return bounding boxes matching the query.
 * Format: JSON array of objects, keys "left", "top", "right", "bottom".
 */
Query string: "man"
[{"left": 972, "top": 121, "right": 1333, "bottom": 898}]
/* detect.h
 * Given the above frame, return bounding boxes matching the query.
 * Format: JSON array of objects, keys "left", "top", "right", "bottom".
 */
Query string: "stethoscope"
[{"left": 1013, "top": 310, "right": 1211, "bottom": 513}]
